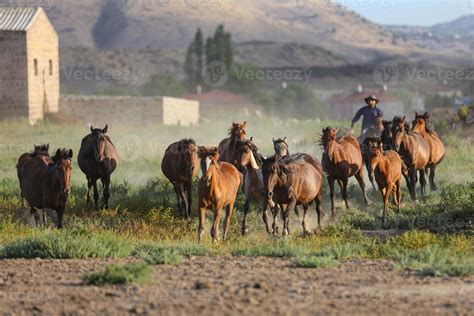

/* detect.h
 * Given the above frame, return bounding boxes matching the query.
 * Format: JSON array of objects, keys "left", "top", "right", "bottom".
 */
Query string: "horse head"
[
  {"left": 321, "top": 127, "right": 338, "bottom": 161},
  {"left": 52, "top": 148, "right": 73, "bottom": 195},
  {"left": 236, "top": 137, "right": 261, "bottom": 170},
  {"left": 261, "top": 157, "right": 290, "bottom": 207},
  {"left": 89, "top": 124, "right": 109, "bottom": 162},
  {"left": 381, "top": 120, "right": 394, "bottom": 150},
  {"left": 228, "top": 121, "right": 247, "bottom": 141},
  {"left": 392, "top": 116, "right": 407, "bottom": 151},
  {"left": 273, "top": 137, "right": 289, "bottom": 159},
  {"left": 198, "top": 146, "right": 219, "bottom": 186},
  {"left": 33, "top": 144, "right": 50, "bottom": 156},
  {"left": 177, "top": 138, "right": 198, "bottom": 172},
  {"left": 368, "top": 138, "right": 383, "bottom": 172}
]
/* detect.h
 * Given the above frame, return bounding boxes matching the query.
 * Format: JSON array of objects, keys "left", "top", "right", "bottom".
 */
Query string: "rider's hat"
[{"left": 364, "top": 95, "right": 379, "bottom": 104}]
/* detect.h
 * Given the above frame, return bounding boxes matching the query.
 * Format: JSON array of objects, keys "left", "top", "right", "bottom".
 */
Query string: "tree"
[
  {"left": 194, "top": 28, "right": 203, "bottom": 85},
  {"left": 184, "top": 43, "right": 197, "bottom": 88}
]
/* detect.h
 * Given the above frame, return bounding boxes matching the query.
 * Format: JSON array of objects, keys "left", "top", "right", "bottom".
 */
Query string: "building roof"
[{"left": 0, "top": 7, "right": 40, "bottom": 31}]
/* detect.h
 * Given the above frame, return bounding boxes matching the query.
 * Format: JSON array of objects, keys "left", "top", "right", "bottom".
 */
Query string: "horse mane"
[
  {"left": 318, "top": 126, "right": 340, "bottom": 150},
  {"left": 179, "top": 138, "right": 196, "bottom": 146},
  {"left": 237, "top": 139, "right": 264, "bottom": 167},
  {"left": 52, "top": 148, "right": 72, "bottom": 163},
  {"left": 30, "top": 144, "right": 49, "bottom": 157}
]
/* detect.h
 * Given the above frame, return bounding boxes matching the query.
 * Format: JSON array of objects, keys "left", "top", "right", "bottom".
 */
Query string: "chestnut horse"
[
  {"left": 197, "top": 146, "right": 241, "bottom": 242},
  {"left": 161, "top": 139, "right": 199, "bottom": 219},
  {"left": 262, "top": 154, "right": 324, "bottom": 236},
  {"left": 236, "top": 138, "right": 274, "bottom": 235},
  {"left": 368, "top": 139, "right": 403, "bottom": 228},
  {"left": 20, "top": 148, "right": 73, "bottom": 228},
  {"left": 412, "top": 112, "right": 445, "bottom": 191},
  {"left": 391, "top": 116, "right": 430, "bottom": 201},
  {"left": 17, "top": 144, "right": 50, "bottom": 207},
  {"left": 78, "top": 125, "right": 119, "bottom": 209},
  {"left": 273, "top": 137, "right": 289, "bottom": 159},
  {"left": 320, "top": 127, "right": 371, "bottom": 218},
  {"left": 217, "top": 121, "right": 247, "bottom": 167}
]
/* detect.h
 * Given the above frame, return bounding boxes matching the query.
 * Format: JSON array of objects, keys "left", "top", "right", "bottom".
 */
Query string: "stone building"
[{"left": 0, "top": 7, "right": 59, "bottom": 124}]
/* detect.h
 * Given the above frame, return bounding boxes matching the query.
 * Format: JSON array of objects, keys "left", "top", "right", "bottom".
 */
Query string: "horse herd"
[{"left": 14, "top": 113, "right": 445, "bottom": 241}]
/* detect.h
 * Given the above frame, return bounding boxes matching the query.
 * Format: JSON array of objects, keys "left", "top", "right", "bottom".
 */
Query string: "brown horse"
[
  {"left": 392, "top": 116, "right": 430, "bottom": 201},
  {"left": 217, "top": 121, "right": 247, "bottom": 167},
  {"left": 273, "top": 137, "right": 289, "bottom": 159},
  {"left": 78, "top": 125, "right": 119, "bottom": 209},
  {"left": 320, "top": 127, "right": 371, "bottom": 218},
  {"left": 235, "top": 138, "right": 273, "bottom": 235},
  {"left": 161, "top": 139, "right": 199, "bottom": 219},
  {"left": 412, "top": 112, "right": 445, "bottom": 191},
  {"left": 17, "top": 144, "right": 50, "bottom": 207},
  {"left": 368, "top": 139, "right": 403, "bottom": 228},
  {"left": 20, "top": 148, "right": 73, "bottom": 228},
  {"left": 197, "top": 146, "right": 241, "bottom": 242},
  {"left": 262, "top": 154, "right": 324, "bottom": 236}
]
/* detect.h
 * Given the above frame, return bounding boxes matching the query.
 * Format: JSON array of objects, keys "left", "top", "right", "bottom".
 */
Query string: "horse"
[
  {"left": 78, "top": 125, "right": 119, "bottom": 209},
  {"left": 235, "top": 138, "right": 273, "bottom": 235},
  {"left": 368, "top": 138, "right": 403, "bottom": 228},
  {"left": 361, "top": 137, "right": 379, "bottom": 190},
  {"left": 391, "top": 116, "right": 430, "bottom": 201},
  {"left": 412, "top": 112, "right": 445, "bottom": 191},
  {"left": 320, "top": 127, "right": 371, "bottom": 218},
  {"left": 17, "top": 144, "right": 50, "bottom": 207},
  {"left": 217, "top": 121, "right": 247, "bottom": 167},
  {"left": 359, "top": 117, "right": 384, "bottom": 191},
  {"left": 197, "top": 146, "right": 241, "bottom": 242},
  {"left": 161, "top": 139, "right": 199, "bottom": 219},
  {"left": 20, "top": 148, "right": 73, "bottom": 228},
  {"left": 381, "top": 120, "right": 394, "bottom": 150},
  {"left": 262, "top": 154, "right": 324, "bottom": 236},
  {"left": 273, "top": 137, "right": 289, "bottom": 159}
]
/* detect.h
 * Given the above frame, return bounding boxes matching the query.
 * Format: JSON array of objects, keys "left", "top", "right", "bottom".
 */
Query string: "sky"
[{"left": 334, "top": 0, "right": 472, "bottom": 26}]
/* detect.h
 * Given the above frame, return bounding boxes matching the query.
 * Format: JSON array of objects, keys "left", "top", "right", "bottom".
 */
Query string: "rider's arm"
[{"left": 351, "top": 107, "right": 364, "bottom": 128}]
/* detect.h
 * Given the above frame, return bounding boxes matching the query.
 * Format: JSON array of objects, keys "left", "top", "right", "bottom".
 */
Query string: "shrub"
[{"left": 83, "top": 263, "right": 153, "bottom": 286}]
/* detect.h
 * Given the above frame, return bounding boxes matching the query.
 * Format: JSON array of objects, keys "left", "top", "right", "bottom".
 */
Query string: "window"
[
  {"left": 34, "top": 59, "right": 38, "bottom": 76},
  {"left": 49, "top": 60, "right": 53, "bottom": 76}
]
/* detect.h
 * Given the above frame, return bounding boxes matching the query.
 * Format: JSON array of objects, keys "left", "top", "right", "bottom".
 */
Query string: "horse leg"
[
  {"left": 92, "top": 180, "right": 99, "bottom": 210},
  {"left": 211, "top": 207, "right": 223, "bottom": 243},
  {"left": 29, "top": 207, "right": 38, "bottom": 227},
  {"left": 382, "top": 184, "right": 392, "bottom": 229},
  {"left": 367, "top": 164, "right": 376, "bottom": 191},
  {"left": 301, "top": 204, "right": 311, "bottom": 236},
  {"left": 261, "top": 201, "right": 272, "bottom": 235},
  {"left": 272, "top": 205, "right": 281, "bottom": 236},
  {"left": 284, "top": 199, "right": 297, "bottom": 237},
  {"left": 409, "top": 168, "right": 417, "bottom": 202},
  {"left": 328, "top": 176, "right": 336, "bottom": 219},
  {"left": 172, "top": 183, "right": 184, "bottom": 215},
  {"left": 315, "top": 190, "right": 323, "bottom": 228},
  {"left": 396, "top": 179, "right": 402, "bottom": 212},
  {"left": 337, "top": 180, "right": 344, "bottom": 202},
  {"left": 242, "top": 199, "right": 250, "bottom": 235},
  {"left": 340, "top": 178, "right": 350, "bottom": 209},
  {"left": 185, "top": 181, "right": 193, "bottom": 220},
  {"left": 198, "top": 206, "right": 206, "bottom": 242},
  {"left": 57, "top": 209, "right": 64, "bottom": 229},
  {"left": 355, "top": 169, "right": 372, "bottom": 206},
  {"left": 86, "top": 178, "right": 93, "bottom": 203},
  {"left": 429, "top": 164, "right": 438, "bottom": 192},
  {"left": 419, "top": 169, "right": 427, "bottom": 197},
  {"left": 223, "top": 202, "right": 235, "bottom": 240},
  {"left": 101, "top": 175, "right": 111, "bottom": 209}
]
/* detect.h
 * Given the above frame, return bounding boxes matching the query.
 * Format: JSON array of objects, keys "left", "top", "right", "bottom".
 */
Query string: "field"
[{"left": 0, "top": 117, "right": 473, "bottom": 315}]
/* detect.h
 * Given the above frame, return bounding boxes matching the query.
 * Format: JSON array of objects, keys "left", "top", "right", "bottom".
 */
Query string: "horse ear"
[
  {"left": 284, "top": 137, "right": 287, "bottom": 142},
  {"left": 242, "top": 121, "right": 247, "bottom": 127},
  {"left": 250, "top": 136, "right": 253, "bottom": 142},
  {"left": 90, "top": 124, "right": 94, "bottom": 133},
  {"left": 102, "top": 125, "right": 108, "bottom": 134},
  {"left": 55, "top": 148, "right": 61, "bottom": 157},
  {"left": 68, "top": 149, "right": 73, "bottom": 159},
  {"left": 46, "top": 144, "right": 50, "bottom": 151}
]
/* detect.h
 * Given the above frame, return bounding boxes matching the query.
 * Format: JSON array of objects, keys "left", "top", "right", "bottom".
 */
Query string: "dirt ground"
[{"left": 0, "top": 257, "right": 472, "bottom": 316}]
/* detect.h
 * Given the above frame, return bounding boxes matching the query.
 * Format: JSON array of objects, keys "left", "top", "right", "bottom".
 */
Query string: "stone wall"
[
  {"left": 59, "top": 95, "right": 199, "bottom": 126},
  {"left": 0, "top": 31, "right": 29, "bottom": 121}
]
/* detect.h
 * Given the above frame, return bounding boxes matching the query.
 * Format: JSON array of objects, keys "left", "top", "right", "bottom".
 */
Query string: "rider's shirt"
[{"left": 352, "top": 105, "right": 383, "bottom": 132}]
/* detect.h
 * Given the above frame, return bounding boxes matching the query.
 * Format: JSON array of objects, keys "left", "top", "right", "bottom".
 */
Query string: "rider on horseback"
[{"left": 351, "top": 95, "right": 384, "bottom": 140}]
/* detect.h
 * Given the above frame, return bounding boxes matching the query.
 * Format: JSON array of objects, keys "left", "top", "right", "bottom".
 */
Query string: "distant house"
[
  {"left": 184, "top": 90, "right": 263, "bottom": 118},
  {"left": 0, "top": 7, "right": 59, "bottom": 124},
  {"left": 328, "top": 91, "right": 406, "bottom": 121}
]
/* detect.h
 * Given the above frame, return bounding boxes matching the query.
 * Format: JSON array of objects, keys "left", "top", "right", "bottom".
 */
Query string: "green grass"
[
  {"left": 293, "top": 254, "right": 340, "bottom": 268},
  {"left": 82, "top": 263, "right": 153, "bottom": 286},
  {"left": 132, "top": 243, "right": 210, "bottom": 265}
]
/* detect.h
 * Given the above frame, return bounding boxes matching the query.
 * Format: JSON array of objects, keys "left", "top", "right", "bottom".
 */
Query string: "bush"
[
  {"left": 83, "top": 263, "right": 153, "bottom": 286},
  {"left": 0, "top": 224, "right": 132, "bottom": 259}
]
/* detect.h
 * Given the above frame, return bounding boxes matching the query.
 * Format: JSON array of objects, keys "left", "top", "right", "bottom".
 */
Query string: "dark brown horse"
[
  {"left": 412, "top": 112, "right": 445, "bottom": 191},
  {"left": 273, "top": 137, "right": 289, "bottom": 159},
  {"left": 161, "top": 139, "right": 199, "bottom": 219},
  {"left": 320, "top": 127, "right": 371, "bottom": 218},
  {"left": 392, "top": 116, "right": 430, "bottom": 201},
  {"left": 197, "top": 146, "right": 241, "bottom": 242},
  {"left": 235, "top": 138, "right": 272, "bottom": 235},
  {"left": 368, "top": 139, "right": 403, "bottom": 227},
  {"left": 78, "top": 125, "right": 119, "bottom": 209},
  {"left": 20, "top": 148, "right": 73, "bottom": 228},
  {"left": 217, "top": 121, "right": 247, "bottom": 167},
  {"left": 262, "top": 154, "right": 324, "bottom": 236},
  {"left": 17, "top": 144, "right": 50, "bottom": 207}
]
